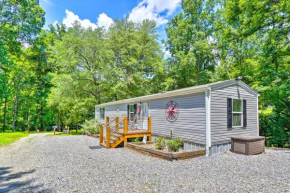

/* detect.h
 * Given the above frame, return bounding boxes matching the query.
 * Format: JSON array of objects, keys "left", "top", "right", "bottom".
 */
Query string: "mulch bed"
[{"left": 126, "top": 142, "right": 205, "bottom": 161}]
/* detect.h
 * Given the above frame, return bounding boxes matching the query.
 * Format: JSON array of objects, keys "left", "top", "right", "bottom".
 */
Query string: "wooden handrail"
[{"left": 103, "top": 117, "right": 116, "bottom": 127}]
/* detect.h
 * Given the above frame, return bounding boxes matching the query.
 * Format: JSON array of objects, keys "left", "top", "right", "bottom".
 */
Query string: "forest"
[{"left": 0, "top": 0, "right": 289, "bottom": 147}]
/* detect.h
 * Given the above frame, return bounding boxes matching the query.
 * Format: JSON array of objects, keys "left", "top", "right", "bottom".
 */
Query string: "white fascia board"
[
  {"left": 210, "top": 80, "right": 260, "bottom": 97},
  {"left": 237, "top": 81, "right": 260, "bottom": 96},
  {"left": 96, "top": 86, "right": 208, "bottom": 108}
]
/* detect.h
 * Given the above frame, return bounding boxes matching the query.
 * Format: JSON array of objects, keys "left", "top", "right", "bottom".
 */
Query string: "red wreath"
[{"left": 165, "top": 101, "right": 179, "bottom": 122}]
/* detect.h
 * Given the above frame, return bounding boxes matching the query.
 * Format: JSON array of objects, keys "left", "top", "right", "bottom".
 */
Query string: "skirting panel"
[{"left": 211, "top": 142, "right": 231, "bottom": 155}]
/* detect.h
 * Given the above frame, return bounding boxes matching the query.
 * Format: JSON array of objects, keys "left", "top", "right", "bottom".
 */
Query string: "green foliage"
[
  {"left": 166, "top": 138, "right": 183, "bottom": 152},
  {"left": 260, "top": 113, "right": 289, "bottom": 148},
  {"left": 154, "top": 136, "right": 166, "bottom": 150},
  {"left": 0, "top": 0, "right": 289, "bottom": 148},
  {"left": 80, "top": 119, "right": 99, "bottom": 135},
  {"left": 133, "top": 137, "right": 141, "bottom": 144},
  {"left": 165, "top": 0, "right": 290, "bottom": 147},
  {"left": 164, "top": 0, "right": 217, "bottom": 89}
]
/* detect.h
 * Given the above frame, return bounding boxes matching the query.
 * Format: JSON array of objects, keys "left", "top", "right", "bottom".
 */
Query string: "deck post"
[
  {"left": 124, "top": 138, "right": 127, "bottom": 147},
  {"left": 106, "top": 127, "right": 110, "bottom": 148},
  {"left": 148, "top": 117, "right": 152, "bottom": 141},
  {"left": 106, "top": 116, "right": 109, "bottom": 125},
  {"left": 124, "top": 117, "right": 128, "bottom": 135},
  {"left": 115, "top": 117, "right": 119, "bottom": 131},
  {"left": 100, "top": 125, "right": 103, "bottom": 144}
]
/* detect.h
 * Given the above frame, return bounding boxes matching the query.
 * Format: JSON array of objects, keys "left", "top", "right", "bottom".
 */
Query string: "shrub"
[
  {"left": 154, "top": 136, "right": 165, "bottom": 150},
  {"left": 259, "top": 113, "right": 289, "bottom": 148},
  {"left": 81, "top": 119, "right": 99, "bottom": 135},
  {"left": 166, "top": 138, "right": 183, "bottom": 152},
  {"left": 133, "top": 137, "right": 141, "bottom": 144}
]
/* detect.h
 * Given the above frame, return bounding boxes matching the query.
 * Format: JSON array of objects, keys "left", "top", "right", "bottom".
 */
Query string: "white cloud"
[
  {"left": 97, "top": 13, "right": 114, "bottom": 29},
  {"left": 62, "top": 10, "right": 114, "bottom": 30},
  {"left": 128, "top": 0, "right": 181, "bottom": 26},
  {"left": 63, "top": 10, "right": 98, "bottom": 29}
]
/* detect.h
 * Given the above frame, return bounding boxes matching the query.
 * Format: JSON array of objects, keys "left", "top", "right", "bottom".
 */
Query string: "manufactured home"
[{"left": 95, "top": 79, "right": 259, "bottom": 155}]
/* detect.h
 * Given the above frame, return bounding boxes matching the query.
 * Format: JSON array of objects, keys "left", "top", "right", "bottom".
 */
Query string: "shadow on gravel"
[
  {"left": 0, "top": 167, "right": 52, "bottom": 193},
  {"left": 89, "top": 146, "right": 103, "bottom": 150}
]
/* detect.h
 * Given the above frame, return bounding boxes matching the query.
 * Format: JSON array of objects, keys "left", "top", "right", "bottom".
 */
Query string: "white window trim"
[{"left": 232, "top": 99, "right": 243, "bottom": 128}]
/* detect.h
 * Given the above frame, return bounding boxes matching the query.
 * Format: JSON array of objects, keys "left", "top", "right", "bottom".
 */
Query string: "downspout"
[
  {"left": 257, "top": 95, "right": 259, "bottom": 136},
  {"left": 205, "top": 87, "right": 211, "bottom": 156}
]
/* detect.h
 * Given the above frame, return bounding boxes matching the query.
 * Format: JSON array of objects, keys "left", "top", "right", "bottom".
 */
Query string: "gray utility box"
[{"left": 231, "top": 136, "right": 265, "bottom": 155}]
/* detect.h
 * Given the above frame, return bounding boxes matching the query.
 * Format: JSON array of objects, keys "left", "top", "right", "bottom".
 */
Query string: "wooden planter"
[
  {"left": 231, "top": 136, "right": 265, "bottom": 155},
  {"left": 126, "top": 142, "right": 205, "bottom": 161}
]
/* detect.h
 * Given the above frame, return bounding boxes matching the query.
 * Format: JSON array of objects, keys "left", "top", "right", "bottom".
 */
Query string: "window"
[
  {"left": 232, "top": 99, "right": 243, "bottom": 127},
  {"left": 100, "top": 107, "right": 105, "bottom": 120}
]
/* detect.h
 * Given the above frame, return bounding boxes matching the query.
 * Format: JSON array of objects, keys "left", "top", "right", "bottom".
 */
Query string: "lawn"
[{"left": 0, "top": 132, "right": 30, "bottom": 147}]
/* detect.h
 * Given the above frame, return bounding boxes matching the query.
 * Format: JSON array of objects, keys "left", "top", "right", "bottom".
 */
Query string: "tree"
[
  {"left": 0, "top": 0, "right": 45, "bottom": 63},
  {"left": 0, "top": 0, "right": 46, "bottom": 132},
  {"left": 164, "top": 0, "right": 217, "bottom": 89},
  {"left": 106, "top": 19, "right": 163, "bottom": 99}
]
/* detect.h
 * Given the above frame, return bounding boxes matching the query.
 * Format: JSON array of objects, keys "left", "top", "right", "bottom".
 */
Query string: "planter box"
[
  {"left": 231, "top": 136, "right": 265, "bottom": 155},
  {"left": 126, "top": 142, "right": 205, "bottom": 161}
]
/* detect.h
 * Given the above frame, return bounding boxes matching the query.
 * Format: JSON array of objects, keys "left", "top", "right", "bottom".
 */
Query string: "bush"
[
  {"left": 133, "top": 137, "right": 141, "bottom": 144},
  {"left": 260, "top": 113, "right": 289, "bottom": 148},
  {"left": 166, "top": 138, "right": 183, "bottom": 152},
  {"left": 81, "top": 119, "right": 99, "bottom": 135},
  {"left": 154, "top": 136, "right": 165, "bottom": 150}
]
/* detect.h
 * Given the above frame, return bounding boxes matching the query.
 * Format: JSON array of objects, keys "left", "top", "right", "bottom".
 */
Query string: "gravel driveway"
[{"left": 0, "top": 134, "right": 289, "bottom": 193}]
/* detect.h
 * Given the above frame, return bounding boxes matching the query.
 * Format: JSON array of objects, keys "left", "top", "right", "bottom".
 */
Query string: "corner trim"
[{"left": 205, "top": 88, "right": 211, "bottom": 156}]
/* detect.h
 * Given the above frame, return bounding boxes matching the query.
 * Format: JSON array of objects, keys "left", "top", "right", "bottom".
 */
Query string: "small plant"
[
  {"left": 154, "top": 136, "right": 165, "bottom": 150},
  {"left": 133, "top": 137, "right": 141, "bottom": 144},
  {"left": 80, "top": 119, "right": 99, "bottom": 135},
  {"left": 166, "top": 138, "right": 183, "bottom": 152}
]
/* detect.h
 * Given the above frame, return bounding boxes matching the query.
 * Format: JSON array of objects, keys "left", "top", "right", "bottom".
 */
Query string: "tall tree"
[
  {"left": 164, "top": 0, "right": 217, "bottom": 89},
  {"left": 106, "top": 19, "right": 163, "bottom": 99}
]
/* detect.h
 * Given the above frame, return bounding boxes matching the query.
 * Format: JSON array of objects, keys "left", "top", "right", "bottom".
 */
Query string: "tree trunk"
[
  {"left": 76, "top": 124, "right": 78, "bottom": 133},
  {"left": 58, "top": 111, "right": 61, "bottom": 132},
  {"left": 12, "top": 92, "right": 19, "bottom": 132},
  {"left": 40, "top": 101, "right": 44, "bottom": 131},
  {"left": 27, "top": 111, "right": 30, "bottom": 132},
  {"left": 12, "top": 75, "right": 22, "bottom": 132},
  {"left": 2, "top": 97, "right": 7, "bottom": 132}
]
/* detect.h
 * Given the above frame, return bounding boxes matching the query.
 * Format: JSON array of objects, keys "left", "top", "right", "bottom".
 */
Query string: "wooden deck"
[{"left": 100, "top": 116, "right": 152, "bottom": 148}]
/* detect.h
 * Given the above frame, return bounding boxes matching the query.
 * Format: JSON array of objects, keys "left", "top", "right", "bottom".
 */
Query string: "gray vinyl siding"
[
  {"left": 211, "top": 85, "right": 258, "bottom": 144},
  {"left": 149, "top": 93, "right": 206, "bottom": 144}
]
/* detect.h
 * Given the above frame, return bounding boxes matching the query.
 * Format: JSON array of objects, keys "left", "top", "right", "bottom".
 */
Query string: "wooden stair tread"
[{"left": 112, "top": 133, "right": 123, "bottom": 138}]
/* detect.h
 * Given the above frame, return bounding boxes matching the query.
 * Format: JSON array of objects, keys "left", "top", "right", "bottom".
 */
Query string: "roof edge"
[{"left": 95, "top": 79, "right": 260, "bottom": 108}]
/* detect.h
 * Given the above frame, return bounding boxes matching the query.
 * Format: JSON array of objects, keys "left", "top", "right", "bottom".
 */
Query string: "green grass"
[
  {"left": 0, "top": 132, "right": 30, "bottom": 147},
  {"left": 70, "top": 130, "right": 83, "bottom": 135}
]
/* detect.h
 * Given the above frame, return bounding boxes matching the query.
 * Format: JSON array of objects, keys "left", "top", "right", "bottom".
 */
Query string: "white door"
[{"left": 141, "top": 103, "right": 149, "bottom": 130}]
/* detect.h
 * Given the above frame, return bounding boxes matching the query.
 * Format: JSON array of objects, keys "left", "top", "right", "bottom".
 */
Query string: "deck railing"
[{"left": 99, "top": 116, "right": 151, "bottom": 148}]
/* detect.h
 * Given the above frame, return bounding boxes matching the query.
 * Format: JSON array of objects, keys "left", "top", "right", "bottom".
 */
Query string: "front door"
[{"left": 141, "top": 103, "right": 149, "bottom": 130}]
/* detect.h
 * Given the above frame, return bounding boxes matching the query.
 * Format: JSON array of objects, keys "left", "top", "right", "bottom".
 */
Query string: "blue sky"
[{"left": 40, "top": 0, "right": 182, "bottom": 42}]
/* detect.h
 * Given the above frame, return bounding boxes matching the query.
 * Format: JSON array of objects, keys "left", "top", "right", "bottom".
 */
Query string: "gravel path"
[{"left": 0, "top": 134, "right": 290, "bottom": 193}]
